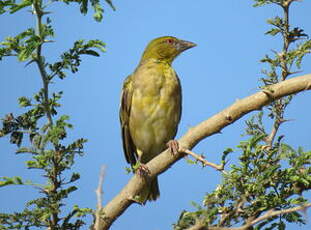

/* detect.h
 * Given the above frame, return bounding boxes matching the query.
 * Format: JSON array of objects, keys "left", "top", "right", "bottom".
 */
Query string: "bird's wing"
[
  {"left": 176, "top": 73, "right": 182, "bottom": 125},
  {"left": 119, "top": 75, "right": 137, "bottom": 165},
  {"left": 172, "top": 72, "right": 182, "bottom": 138}
]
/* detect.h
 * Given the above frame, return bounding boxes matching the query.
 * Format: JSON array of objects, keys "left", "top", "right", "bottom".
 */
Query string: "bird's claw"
[
  {"left": 136, "top": 163, "right": 151, "bottom": 177},
  {"left": 167, "top": 140, "right": 179, "bottom": 155}
]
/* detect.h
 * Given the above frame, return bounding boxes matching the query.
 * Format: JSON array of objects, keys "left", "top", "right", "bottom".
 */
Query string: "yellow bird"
[{"left": 120, "top": 36, "right": 196, "bottom": 202}]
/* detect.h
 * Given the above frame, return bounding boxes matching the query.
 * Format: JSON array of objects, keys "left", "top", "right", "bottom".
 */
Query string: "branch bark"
[{"left": 98, "top": 73, "right": 311, "bottom": 230}]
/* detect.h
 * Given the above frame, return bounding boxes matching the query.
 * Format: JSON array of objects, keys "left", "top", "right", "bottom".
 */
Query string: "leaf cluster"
[
  {"left": 0, "top": 28, "right": 42, "bottom": 61},
  {"left": 253, "top": 0, "right": 299, "bottom": 7},
  {"left": 258, "top": 0, "right": 309, "bottom": 133},
  {"left": 174, "top": 136, "right": 311, "bottom": 230},
  {"left": 0, "top": 0, "right": 115, "bottom": 22},
  {"left": 0, "top": 0, "right": 112, "bottom": 229},
  {"left": 0, "top": 104, "right": 89, "bottom": 229},
  {"left": 0, "top": 204, "right": 92, "bottom": 230},
  {"left": 0, "top": 78, "right": 89, "bottom": 228},
  {"left": 49, "top": 39, "right": 106, "bottom": 79}
]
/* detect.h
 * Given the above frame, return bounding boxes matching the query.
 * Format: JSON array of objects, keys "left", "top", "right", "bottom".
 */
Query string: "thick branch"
[{"left": 98, "top": 73, "right": 311, "bottom": 230}]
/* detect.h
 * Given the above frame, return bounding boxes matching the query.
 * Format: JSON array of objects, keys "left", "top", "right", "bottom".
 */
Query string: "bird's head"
[{"left": 140, "top": 36, "right": 196, "bottom": 64}]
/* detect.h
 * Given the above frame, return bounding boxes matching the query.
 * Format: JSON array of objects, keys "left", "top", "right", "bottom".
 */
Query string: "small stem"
[
  {"left": 281, "top": 3, "right": 291, "bottom": 80},
  {"left": 94, "top": 166, "right": 106, "bottom": 230},
  {"left": 181, "top": 148, "right": 225, "bottom": 171},
  {"left": 264, "top": 118, "right": 281, "bottom": 146},
  {"left": 33, "top": 0, "right": 53, "bottom": 128},
  {"left": 206, "top": 203, "right": 311, "bottom": 230},
  {"left": 283, "top": 4, "right": 290, "bottom": 53},
  {"left": 266, "top": 2, "right": 292, "bottom": 147}
]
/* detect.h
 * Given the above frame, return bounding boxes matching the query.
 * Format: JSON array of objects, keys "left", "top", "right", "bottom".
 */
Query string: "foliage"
[
  {"left": 0, "top": 0, "right": 113, "bottom": 229},
  {"left": 175, "top": 137, "right": 311, "bottom": 229},
  {"left": 0, "top": 0, "right": 115, "bottom": 21},
  {"left": 174, "top": 0, "right": 311, "bottom": 229}
]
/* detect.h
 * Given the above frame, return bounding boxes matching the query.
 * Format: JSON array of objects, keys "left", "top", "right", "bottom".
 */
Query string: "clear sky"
[{"left": 1, "top": 1, "right": 311, "bottom": 229}]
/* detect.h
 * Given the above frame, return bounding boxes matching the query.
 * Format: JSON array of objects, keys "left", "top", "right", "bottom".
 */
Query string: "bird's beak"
[{"left": 177, "top": 39, "right": 197, "bottom": 52}]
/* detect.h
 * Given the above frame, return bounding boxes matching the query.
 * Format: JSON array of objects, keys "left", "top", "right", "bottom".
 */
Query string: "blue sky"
[{"left": 1, "top": 1, "right": 311, "bottom": 229}]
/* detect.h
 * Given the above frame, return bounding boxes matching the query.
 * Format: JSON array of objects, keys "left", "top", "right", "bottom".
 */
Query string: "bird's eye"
[{"left": 166, "top": 39, "right": 174, "bottom": 44}]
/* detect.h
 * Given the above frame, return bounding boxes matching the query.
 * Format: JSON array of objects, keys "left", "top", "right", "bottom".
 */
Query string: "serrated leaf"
[
  {"left": 69, "top": 173, "right": 80, "bottom": 183},
  {"left": 186, "top": 159, "right": 196, "bottom": 164},
  {"left": 18, "top": 96, "right": 31, "bottom": 107},
  {"left": 265, "top": 28, "right": 281, "bottom": 36},
  {"left": 105, "top": 0, "right": 116, "bottom": 11},
  {"left": 0, "top": 176, "right": 24, "bottom": 187},
  {"left": 9, "top": 0, "right": 32, "bottom": 14}
]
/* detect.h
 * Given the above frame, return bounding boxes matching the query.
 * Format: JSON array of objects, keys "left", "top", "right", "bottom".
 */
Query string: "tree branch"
[
  {"left": 33, "top": 1, "right": 53, "bottom": 127},
  {"left": 181, "top": 148, "right": 224, "bottom": 171},
  {"left": 98, "top": 73, "right": 311, "bottom": 230},
  {"left": 206, "top": 203, "right": 311, "bottom": 230}
]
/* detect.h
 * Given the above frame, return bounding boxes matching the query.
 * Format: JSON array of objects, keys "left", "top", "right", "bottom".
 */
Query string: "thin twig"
[
  {"left": 246, "top": 204, "right": 311, "bottom": 228},
  {"left": 94, "top": 165, "right": 106, "bottom": 230},
  {"left": 264, "top": 121, "right": 280, "bottom": 146},
  {"left": 206, "top": 203, "right": 311, "bottom": 230},
  {"left": 190, "top": 203, "right": 311, "bottom": 230},
  {"left": 219, "top": 198, "right": 246, "bottom": 226},
  {"left": 180, "top": 148, "right": 224, "bottom": 171},
  {"left": 33, "top": 1, "right": 53, "bottom": 127},
  {"left": 264, "top": 1, "right": 292, "bottom": 147}
]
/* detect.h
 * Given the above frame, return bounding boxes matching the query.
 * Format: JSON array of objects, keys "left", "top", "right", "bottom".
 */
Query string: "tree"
[
  {"left": 0, "top": 0, "right": 114, "bottom": 229},
  {"left": 0, "top": 0, "right": 310, "bottom": 230}
]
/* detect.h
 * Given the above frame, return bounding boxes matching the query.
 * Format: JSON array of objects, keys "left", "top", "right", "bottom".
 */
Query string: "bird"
[{"left": 119, "top": 36, "right": 196, "bottom": 202}]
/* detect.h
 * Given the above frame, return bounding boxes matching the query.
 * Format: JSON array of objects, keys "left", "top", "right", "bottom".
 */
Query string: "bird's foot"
[
  {"left": 167, "top": 140, "right": 179, "bottom": 155},
  {"left": 136, "top": 163, "right": 151, "bottom": 177}
]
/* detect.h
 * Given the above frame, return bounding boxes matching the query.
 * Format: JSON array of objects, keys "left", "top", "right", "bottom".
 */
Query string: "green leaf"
[
  {"left": 186, "top": 159, "right": 196, "bottom": 164},
  {"left": 80, "top": 0, "right": 88, "bottom": 14},
  {"left": 18, "top": 96, "right": 31, "bottom": 107},
  {"left": 265, "top": 28, "right": 281, "bottom": 36},
  {"left": 69, "top": 173, "right": 80, "bottom": 183},
  {"left": 0, "top": 176, "right": 24, "bottom": 187},
  {"left": 16, "top": 147, "right": 38, "bottom": 154},
  {"left": 72, "top": 205, "right": 92, "bottom": 217},
  {"left": 105, "top": 0, "right": 116, "bottom": 11},
  {"left": 9, "top": 0, "right": 32, "bottom": 14}
]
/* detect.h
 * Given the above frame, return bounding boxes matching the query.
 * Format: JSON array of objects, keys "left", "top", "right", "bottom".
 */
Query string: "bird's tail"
[
  {"left": 148, "top": 177, "right": 160, "bottom": 201},
  {"left": 137, "top": 177, "right": 160, "bottom": 204}
]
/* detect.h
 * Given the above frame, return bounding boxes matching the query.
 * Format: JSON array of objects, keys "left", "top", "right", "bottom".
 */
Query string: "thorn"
[
  {"left": 225, "top": 114, "right": 233, "bottom": 122},
  {"left": 280, "top": 118, "right": 294, "bottom": 124},
  {"left": 25, "top": 60, "right": 35, "bottom": 67}
]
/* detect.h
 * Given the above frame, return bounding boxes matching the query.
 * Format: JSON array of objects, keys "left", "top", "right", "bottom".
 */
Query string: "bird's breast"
[{"left": 129, "top": 63, "right": 181, "bottom": 159}]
